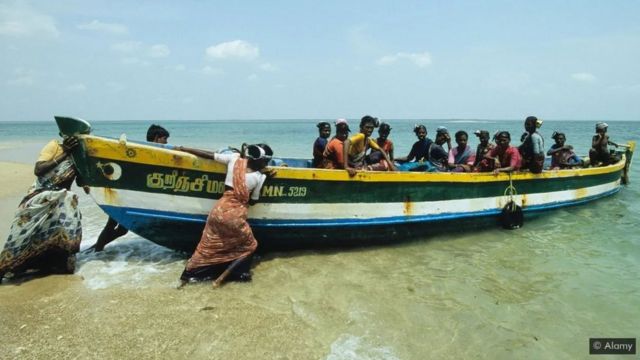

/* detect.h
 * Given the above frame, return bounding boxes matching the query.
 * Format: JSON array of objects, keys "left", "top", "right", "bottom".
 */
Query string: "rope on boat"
[{"left": 500, "top": 172, "right": 523, "bottom": 229}]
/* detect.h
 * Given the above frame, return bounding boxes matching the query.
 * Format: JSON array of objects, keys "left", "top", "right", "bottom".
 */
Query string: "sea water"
[{"left": 0, "top": 119, "right": 638, "bottom": 359}]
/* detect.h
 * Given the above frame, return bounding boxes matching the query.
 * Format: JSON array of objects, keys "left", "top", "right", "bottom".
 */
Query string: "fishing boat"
[{"left": 57, "top": 116, "right": 635, "bottom": 252}]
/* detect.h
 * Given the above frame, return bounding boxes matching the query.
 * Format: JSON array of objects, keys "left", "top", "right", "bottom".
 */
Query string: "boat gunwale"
[{"left": 79, "top": 134, "right": 629, "bottom": 184}]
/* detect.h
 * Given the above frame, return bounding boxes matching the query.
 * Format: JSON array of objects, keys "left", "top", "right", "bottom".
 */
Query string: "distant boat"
[{"left": 56, "top": 116, "right": 636, "bottom": 252}]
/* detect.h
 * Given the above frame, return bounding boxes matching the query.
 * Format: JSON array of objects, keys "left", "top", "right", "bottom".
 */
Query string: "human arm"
[
  {"left": 342, "top": 138, "right": 357, "bottom": 176},
  {"left": 34, "top": 137, "right": 78, "bottom": 177},
  {"left": 175, "top": 146, "right": 216, "bottom": 159}
]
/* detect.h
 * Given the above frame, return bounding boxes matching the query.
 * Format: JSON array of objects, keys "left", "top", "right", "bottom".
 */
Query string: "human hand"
[
  {"left": 62, "top": 136, "right": 79, "bottom": 152},
  {"left": 261, "top": 168, "right": 277, "bottom": 178},
  {"left": 346, "top": 168, "right": 357, "bottom": 177},
  {"left": 83, "top": 185, "right": 91, "bottom": 194}
]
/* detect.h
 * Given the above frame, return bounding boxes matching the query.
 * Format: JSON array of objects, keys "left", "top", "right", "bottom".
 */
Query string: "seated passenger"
[
  {"left": 322, "top": 119, "right": 350, "bottom": 169},
  {"left": 477, "top": 131, "right": 522, "bottom": 174},
  {"left": 429, "top": 127, "right": 450, "bottom": 172},
  {"left": 589, "top": 122, "right": 620, "bottom": 166},
  {"left": 366, "top": 122, "right": 394, "bottom": 171},
  {"left": 312, "top": 121, "right": 331, "bottom": 168},
  {"left": 343, "top": 115, "right": 395, "bottom": 176},
  {"left": 395, "top": 124, "right": 434, "bottom": 171},
  {"left": 518, "top": 116, "right": 545, "bottom": 174},
  {"left": 547, "top": 131, "right": 582, "bottom": 169},
  {"left": 448, "top": 130, "right": 475, "bottom": 172},
  {"left": 473, "top": 130, "right": 495, "bottom": 169}
]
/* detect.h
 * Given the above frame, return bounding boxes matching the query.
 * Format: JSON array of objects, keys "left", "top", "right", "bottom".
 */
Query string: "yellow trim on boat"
[{"left": 82, "top": 135, "right": 628, "bottom": 183}]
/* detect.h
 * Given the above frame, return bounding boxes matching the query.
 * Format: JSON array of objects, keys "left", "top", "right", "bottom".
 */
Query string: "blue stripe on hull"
[{"left": 101, "top": 187, "right": 620, "bottom": 229}]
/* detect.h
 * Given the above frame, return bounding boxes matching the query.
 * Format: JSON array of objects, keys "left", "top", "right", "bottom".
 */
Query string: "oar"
[{"left": 212, "top": 255, "right": 249, "bottom": 288}]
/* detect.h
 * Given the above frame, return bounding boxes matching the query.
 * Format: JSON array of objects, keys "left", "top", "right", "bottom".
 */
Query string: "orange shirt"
[{"left": 323, "top": 137, "right": 346, "bottom": 169}]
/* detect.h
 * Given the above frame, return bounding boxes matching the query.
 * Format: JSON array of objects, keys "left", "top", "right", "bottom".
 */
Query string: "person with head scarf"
[
  {"left": 1, "top": 131, "right": 90, "bottom": 281},
  {"left": 312, "top": 121, "right": 331, "bottom": 168},
  {"left": 429, "top": 127, "right": 450, "bottom": 172},
  {"left": 476, "top": 131, "right": 522, "bottom": 173},
  {"left": 547, "top": 132, "right": 582, "bottom": 169},
  {"left": 176, "top": 143, "right": 274, "bottom": 285}
]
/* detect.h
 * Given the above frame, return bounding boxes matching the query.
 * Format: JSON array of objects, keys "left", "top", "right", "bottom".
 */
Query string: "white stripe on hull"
[{"left": 90, "top": 179, "right": 621, "bottom": 220}]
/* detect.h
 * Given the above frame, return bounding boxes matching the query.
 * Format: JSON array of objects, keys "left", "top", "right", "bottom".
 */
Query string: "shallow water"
[{"left": 1, "top": 119, "right": 639, "bottom": 359}]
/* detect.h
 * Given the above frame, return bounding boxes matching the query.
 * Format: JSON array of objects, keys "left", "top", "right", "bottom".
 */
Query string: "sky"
[{"left": 1, "top": 0, "right": 639, "bottom": 121}]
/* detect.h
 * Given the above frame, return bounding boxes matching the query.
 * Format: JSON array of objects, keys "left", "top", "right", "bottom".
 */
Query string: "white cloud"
[
  {"left": 149, "top": 44, "right": 170, "bottom": 58},
  {"left": 206, "top": 40, "right": 259, "bottom": 61},
  {"left": 247, "top": 74, "right": 258, "bottom": 81},
  {"left": 77, "top": 20, "right": 128, "bottom": 35},
  {"left": 6, "top": 68, "right": 35, "bottom": 86},
  {"left": 111, "top": 41, "right": 142, "bottom": 53},
  {"left": 202, "top": 66, "right": 223, "bottom": 76},
  {"left": 376, "top": 52, "right": 432, "bottom": 68},
  {"left": 259, "top": 62, "right": 277, "bottom": 72},
  {"left": 66, "top": 83, "right": 87, "bottom": 92},
  {"left": 571, "top": 72, "right": 596, "bottom": 82},
  {"left": 0, "top": 2, "right": 59, "bottom": 37}
]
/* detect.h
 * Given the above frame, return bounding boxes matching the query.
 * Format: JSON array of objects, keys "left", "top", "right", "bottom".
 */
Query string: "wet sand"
[{"left": 0, "top": 161, "right": 328, "bottom": 359}]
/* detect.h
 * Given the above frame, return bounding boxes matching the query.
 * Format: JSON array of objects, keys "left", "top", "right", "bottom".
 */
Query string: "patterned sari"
[
  {"left": 184, "top": 158, "right": 257, "bottom": 274},
  {"left": 0, "top": 153, "right": 82, "bottom": 277}
]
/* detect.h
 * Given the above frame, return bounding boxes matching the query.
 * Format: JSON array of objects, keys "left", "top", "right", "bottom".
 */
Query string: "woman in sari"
[
  {"left": 177, "top": 143, "right": 273, "bottom": 285},
  {"left": 0, "top": 136, "right": 86, "bottom": 281}
]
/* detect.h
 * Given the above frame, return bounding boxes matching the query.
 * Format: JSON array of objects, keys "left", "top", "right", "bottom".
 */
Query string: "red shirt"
[{"left": 489, "top": 145, "right": 521, "bottom": 170}]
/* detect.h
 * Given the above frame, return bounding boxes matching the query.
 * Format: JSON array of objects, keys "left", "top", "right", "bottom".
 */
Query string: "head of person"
[
  {"left": 359, "top": 115, "right": 379, "bottom": 137},
  {"left": 474, "top": 130, "right": 490, "bottom": 145},
  {"left": 147, "top": 124, "right": 170, "bottom": 144},
  {"left": 245, "top": 143, "right": 273, "bottom": 170},
  {"left": 455, "top": 130, "right": 468, "bottom": 149},
  {"left": 595, "top": 122, "right": 608, "bottom": 134},
  {"left": 317, "top": 121, "right": 331, "bottom": 139},
  {"left": 495, "top": 131, "right": 511, "bottom": 149},
  {"left": 334, "top": 118, "right": 351, "bottom": 140},
  {"left": 378, "top": 122, "right": 392, "bottom": 141},
  {"left": 435, "top": 127, "right": 449, "bottom": 145},
  {"left": 551, "top": 131, "right": 566, "bottom": 146},
  {"left": 524, "top": 116, "right": 538, "bottom": 133},
  {"left": 413, "top": 124, "right": 427, "bottom": 140}
]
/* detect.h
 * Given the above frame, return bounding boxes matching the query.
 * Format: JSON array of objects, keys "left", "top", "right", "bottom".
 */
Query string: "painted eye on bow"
[{"left": 97, "top": 162, "right": 122, "bottom": 181}]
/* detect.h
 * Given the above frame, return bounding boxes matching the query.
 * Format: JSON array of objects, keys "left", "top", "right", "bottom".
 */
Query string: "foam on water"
[{"left": 326, "top": 334, "right": 400, "bottom": 360}]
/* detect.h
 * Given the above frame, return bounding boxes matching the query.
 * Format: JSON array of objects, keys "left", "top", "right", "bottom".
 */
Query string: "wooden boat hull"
[{"left": 56, "top": 116, "right": 635, "bottom": 252}]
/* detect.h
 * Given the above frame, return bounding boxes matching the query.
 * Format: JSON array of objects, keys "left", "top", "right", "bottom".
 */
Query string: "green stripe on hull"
[{"left": 84, "top": 156, "right": 623, "bottom": 204}]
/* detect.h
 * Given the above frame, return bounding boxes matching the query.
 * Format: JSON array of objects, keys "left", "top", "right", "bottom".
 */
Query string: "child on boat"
[
  {"left": 547, "top": 131, "right": 582, "bottom": 169},
  {"left": 313, "top": 121, "right": 331, "bottom": 168}
]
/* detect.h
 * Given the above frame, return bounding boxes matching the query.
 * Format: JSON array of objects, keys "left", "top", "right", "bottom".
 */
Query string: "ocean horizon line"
[{"left": 1, "top": 118, "right": 638, "bottom": 123}]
